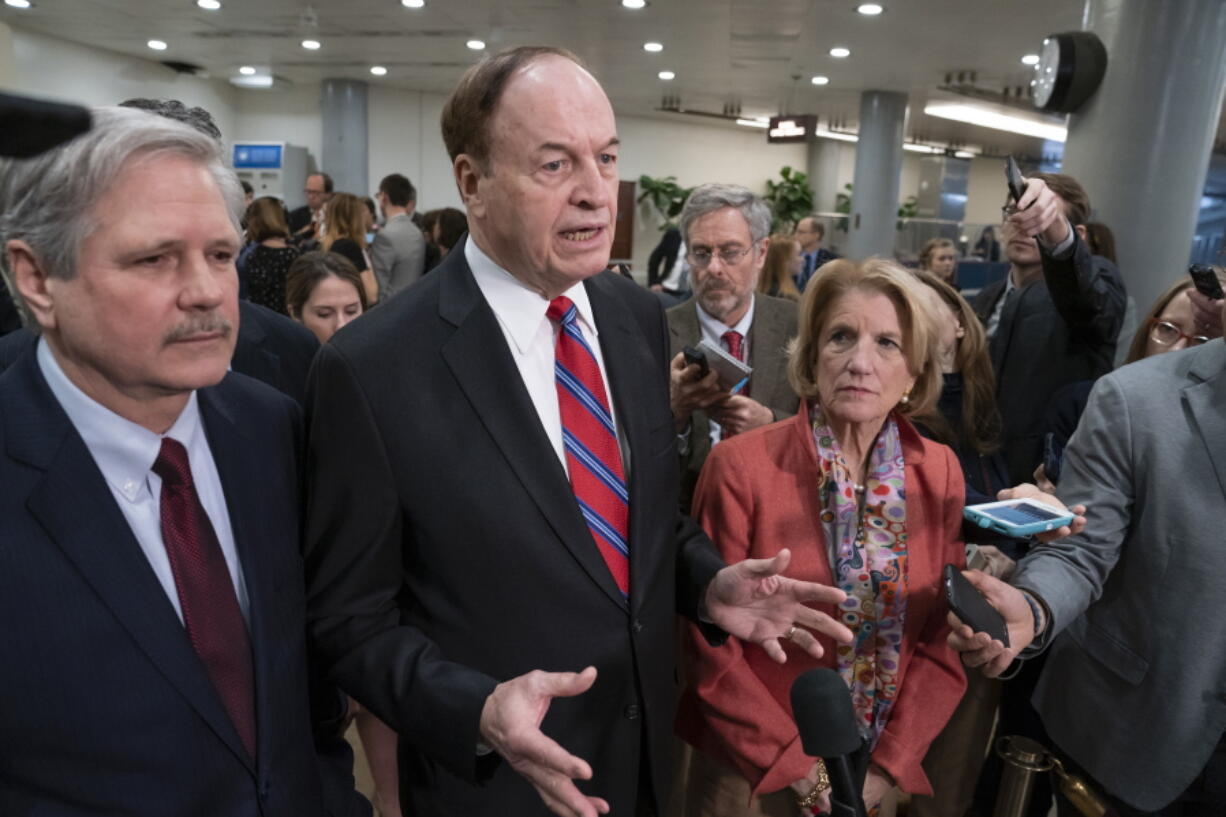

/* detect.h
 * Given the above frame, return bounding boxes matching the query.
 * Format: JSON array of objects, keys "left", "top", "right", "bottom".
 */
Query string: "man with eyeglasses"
[
  {"left": 950, "top": 284, "right": 1226, "bottom": 815},
  {"left": 792, "top": 215, "right": 837, "bottom": 292},
  {"left": 970, "top": 172, "right": 1126, "bottom": 487},
  {"left": 666, "top": 184, "right": 800, "bottom": 511},
  {"left": 289, "top": 171, "right": 333, "bottom": 242}
]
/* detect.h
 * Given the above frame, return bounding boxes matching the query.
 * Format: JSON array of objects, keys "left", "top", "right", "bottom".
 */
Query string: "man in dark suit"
[
  {"left": 0, "top": 106, "right": 364, "bottom": 816},
  {"left": 970, "top": 172, "right": 1126, "bottom": 485},
  {"left": 793, "top": 216, "right": 837, "bottom": 292},
  {"left": 647, "top": 226, "right": 687, "bottom": 298},
  {"left": 665, "top": 184, "right": 799, "bottom": 511},
  {"left": 290, "top": 171, "right": 333, "bottom": 242},
  {"left": 303, "top": 46, "right": 852, "bottom": 817}
]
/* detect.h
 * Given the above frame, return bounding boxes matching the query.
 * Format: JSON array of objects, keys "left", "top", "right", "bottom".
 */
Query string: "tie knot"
[
  {"left": 153, "top": 437, "right": 193, "bottom": 488},
  {"left": 546, "top": 296, "right": 577, "bottom": 326}
]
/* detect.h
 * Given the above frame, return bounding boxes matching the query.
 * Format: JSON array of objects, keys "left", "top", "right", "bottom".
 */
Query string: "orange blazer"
[{"left": 676, "top": 405, "right": 967, "bottom": 797}]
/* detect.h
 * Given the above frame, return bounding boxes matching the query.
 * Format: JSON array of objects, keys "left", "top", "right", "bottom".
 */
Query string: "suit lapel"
[
  {"left": 586, "top": 275, "right": 667, "bottom": 614},
  {"left": 438, "top": 253, "right": 628, "bottom": 612},
  {"left": 1183, "top": 342, "right": 1226, "bottom": 503},
  {"left": 4, "top": 356, "right": 255, "bottom": 774},
  {"left": 198, "top": 382, "right": 278, "bottom": 774}
]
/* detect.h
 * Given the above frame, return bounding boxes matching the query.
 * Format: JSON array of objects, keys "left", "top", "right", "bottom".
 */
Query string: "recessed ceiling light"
[
  {"left": 370, "top": 65, "right": 388, "bottom": 76},
  {"left": 466, "top": 39, "right": 485, "bottom": 50},
  {"left": 1021, "top": 54, "right": 1040, "bottom": 65},
  {"left": 239, "top": 65, "right": 256, "bottom": 75},
  {"left": 658, "top": 70, "right": 675, "bottom": 80},
  {"left": 811, "top": 75, "right": 829, "bottom": 85},
  {"left": 643, "top": 41, "right": 664, "bottom": 53},
  {"left": 856, "top": 3, "right": 884, "bottom": 14},
  {"left": 401, "top": 0, "right": 425, "bottom": 6},
  {"left": 196, "top": 0, "right": 221, "bottom": 10},
  {"left": 829, "top": 46, "right": 850, "bottom": 58},
  {"left": 3, "top": 0, "right": 32, "bottom": 8},
  {"left": 622, "top": 0, "right": 646, "bottom": 7},
  {"left": 302, "top": 39, "right": 321, "bottom": 50},
  {"left": 147, "top": 39, "right": 168, "bottom": 51}
]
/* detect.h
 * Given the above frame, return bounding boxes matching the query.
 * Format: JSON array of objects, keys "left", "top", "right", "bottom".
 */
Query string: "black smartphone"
[
  {"left": 1043, "top": 432, "right": 1065, "bottom": 486},
  {"left": 1189, "top": 264, "right": 1225, "bottom": 301},
  {"left": 682, "top": 345, "right": 709, "bottom": 377},
  {"left": 1005, "top": 155, "right": 1026, "bottom": 207},
  {"left": 943, "top": 564, "right": 1010, "bottom": 647}
]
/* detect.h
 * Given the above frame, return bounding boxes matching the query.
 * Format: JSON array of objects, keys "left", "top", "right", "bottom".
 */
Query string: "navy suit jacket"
[{"left": 0, "top": 348, "right": 362, "bottom": 816}]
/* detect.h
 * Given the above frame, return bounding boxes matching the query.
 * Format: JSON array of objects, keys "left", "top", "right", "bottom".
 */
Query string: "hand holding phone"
[
  {"left": 1189, "top": 264, "right": 1225, "bottom": 301},
  {"left": 964, "top": 498, "right": 1075, "bottom": 539},
  {"left": 682, "top": 345, "right": 709, "bottom": 377},
  {"left": 1005, "top": 156, "right": 1027, "bottom": 207},
  {"left": 943, "top": 565, "right": 1009, "bottom": 647}
]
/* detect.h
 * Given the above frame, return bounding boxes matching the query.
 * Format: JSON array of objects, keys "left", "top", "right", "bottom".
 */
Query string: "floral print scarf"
[{"left": 811, "top": 404, "right": 909, "bottom": 746}]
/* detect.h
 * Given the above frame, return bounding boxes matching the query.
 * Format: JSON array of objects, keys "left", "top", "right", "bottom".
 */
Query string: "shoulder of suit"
[
  {"left": 1108, "top": 340, "right": 1223, "bottom": 395},
  {"left": 210, "top": 369, "right": 299, "bottom": 419}
]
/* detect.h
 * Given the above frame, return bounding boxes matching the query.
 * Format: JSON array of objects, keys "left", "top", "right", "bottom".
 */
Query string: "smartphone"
[
  {"left": 1189, "top": 264, "right": 1225, "bottom": 301},
  {"left": 682, "top": 345, "right": 709, "bottom": 377},
  {"left": 1005, "top": 155, "right": 1027, "bottom": 206},
  {"left": 1043, "top": 433, "right": 1065, "bottom": 486},
  {"left": 964, "top": 498, "right": 1075, "bottom": 538},
  {"left": 943, "top": 564, "right": 1009, "bottom": 647}
]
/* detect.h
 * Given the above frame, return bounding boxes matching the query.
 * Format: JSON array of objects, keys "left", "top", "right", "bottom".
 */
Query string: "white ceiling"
[{"left": 3, "top": 0, "right": 1223, "bottom": 159}]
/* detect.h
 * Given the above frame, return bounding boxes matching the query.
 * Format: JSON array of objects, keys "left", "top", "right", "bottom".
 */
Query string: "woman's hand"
[
  {"left": 789, "top": 762, "right": 830, "bottom": 814},
  {"left": 862, "top": 764, "right": 893, "bottom": 810}
]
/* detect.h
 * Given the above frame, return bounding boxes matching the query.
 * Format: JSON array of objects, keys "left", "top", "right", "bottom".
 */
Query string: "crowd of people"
[{"left": 0, "top": 42, "right": 1224, "bottom": 817}]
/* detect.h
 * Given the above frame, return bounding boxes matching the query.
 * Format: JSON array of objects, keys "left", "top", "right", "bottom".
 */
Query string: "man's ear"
[
  {"left": 6, "top": 240, "right": 57, "bottom": 332},
  {"left": 1074, "top": 223, "right": 1088, "bottom": 243},
  {"left": 453, "top": 154, "right": 486, "bottom": 220}
]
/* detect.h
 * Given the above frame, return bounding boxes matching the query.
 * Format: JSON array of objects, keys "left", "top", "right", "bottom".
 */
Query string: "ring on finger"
[{"left": 785, "top": 624, "right": 798, "bottom": 640}]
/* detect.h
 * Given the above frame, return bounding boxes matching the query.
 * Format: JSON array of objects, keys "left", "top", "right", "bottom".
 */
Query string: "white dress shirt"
[
  {"left": 37, "top": 339, "right": 250, "bottom": 623},
  {"left": 695, "top": 297, "right": 754, "bottom": 446},
  {"left": 465, "top": 238, "right": 628, "bottom": 474}
]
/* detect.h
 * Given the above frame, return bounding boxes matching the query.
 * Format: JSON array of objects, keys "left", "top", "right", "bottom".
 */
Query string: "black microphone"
[
  {"left": 0, "top": 92, "right": 92, "bottom": 158},
  {"left": 791, "top": 668, "right": 869, "bottom": 817}
]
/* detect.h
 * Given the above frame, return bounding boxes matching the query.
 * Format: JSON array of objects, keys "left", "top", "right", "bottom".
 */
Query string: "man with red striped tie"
[{"left": 303, "top": 46, "right": 854, "bottom": 817}]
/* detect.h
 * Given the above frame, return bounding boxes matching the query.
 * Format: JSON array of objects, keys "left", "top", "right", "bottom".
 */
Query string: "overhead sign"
[{"left": 768, "top": 114, "right": 817, "bottom": 144}]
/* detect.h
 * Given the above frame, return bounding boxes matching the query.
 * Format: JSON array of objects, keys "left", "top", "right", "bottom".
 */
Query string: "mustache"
[{"left": 163, "top": 314, "right": 233, "bottom": 344}]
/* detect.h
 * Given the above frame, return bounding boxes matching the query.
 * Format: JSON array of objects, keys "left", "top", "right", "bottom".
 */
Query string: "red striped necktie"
[
  {"left": 153, "top": 437, "right": 257, "bottom": 759},
  {"left": 547, "top": 296, "right": 631, "bottom": 598}
]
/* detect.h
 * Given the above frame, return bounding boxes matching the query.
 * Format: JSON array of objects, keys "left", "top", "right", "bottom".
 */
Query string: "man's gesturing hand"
[
  {"left": 479, "top": 667, "right": 609, "bottom": 817},
  {"left": 704, "top": 548, "right": 854, "bottom": 663}
]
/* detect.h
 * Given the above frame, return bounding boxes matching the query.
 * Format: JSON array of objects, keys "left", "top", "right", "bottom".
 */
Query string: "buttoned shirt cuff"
[
  {"left": 676, "top": 421, "right": 692, "bottom": 456},
  {"left": 1038, "top": 218, "right": 1076, "bottom": 259}
]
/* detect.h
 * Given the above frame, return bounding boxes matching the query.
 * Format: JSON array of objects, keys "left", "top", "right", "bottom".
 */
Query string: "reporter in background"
[
  {"left": 286, "top": 251, "right": 368, "bottom": 344},
  {"left": 917, "top": 239, "right": 958, "bottom": 286},
  {"left": 677, "top": 259, "right": 966, "bottom": 816},
  {"left": 756, "top": 234, "right": 803, "bottom": 302},
  {"left": 320, "top": 193, "right": 378, "bottom": 306},
  {"left": 240, "top": 197, "right": 299, "bottom": 315},
  {"left": 949, "top": 290, "right": 1226, "bottom": 815}
]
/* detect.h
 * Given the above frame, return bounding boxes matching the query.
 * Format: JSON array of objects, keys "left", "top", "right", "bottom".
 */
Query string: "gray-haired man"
[{"left": 666, "top": 183, "right": 801, "bottom": 511}]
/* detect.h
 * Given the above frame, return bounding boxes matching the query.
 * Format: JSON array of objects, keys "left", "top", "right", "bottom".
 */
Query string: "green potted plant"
[
  {"left": 636, "top": 175, "right": 692, "bottom": 229},
  {"left": 763, "top": 166, "right": 814, "bottom": 233}
]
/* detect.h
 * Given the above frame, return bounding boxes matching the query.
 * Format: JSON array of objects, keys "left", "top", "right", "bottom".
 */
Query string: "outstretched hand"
[
  {"left": 997, "top": 482, "right": 1086, "bottom": 543},
  {"left": 479, "top": 667, "right": 609, "bottom": 817},
  {"left": 703, "top": 548, "right": 853, "bottom": 663},
  {"left": 946, "top": 570, "right": 1036, "bottom": 678}
]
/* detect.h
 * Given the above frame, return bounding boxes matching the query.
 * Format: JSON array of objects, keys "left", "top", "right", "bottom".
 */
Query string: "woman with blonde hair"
[
  {"left": 918, "top": 238, "right": 958, "bottom": 285},
  {"left": 756, "top": 233, "right": 803, "bottom": 301},
  {"left": 678, "top": 257, "right": 966, "bottom": 816},
  {"left": 320, "top": 192, "right": 379, "bottom": 304}
]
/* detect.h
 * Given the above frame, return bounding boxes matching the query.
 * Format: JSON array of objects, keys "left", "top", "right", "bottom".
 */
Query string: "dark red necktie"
[
  {"left": 153, "top": 437, "right": 256, "bottom": 759},
  {"left": 721, "top": 329, "right": 749, "bottom": 437},
  {"left": 547, "top": 296, "right": 631, "bottom": 597}
]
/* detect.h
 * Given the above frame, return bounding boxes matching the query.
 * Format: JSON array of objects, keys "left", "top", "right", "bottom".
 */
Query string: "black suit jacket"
[
  {"left": 303, "top": 238, "right": 726, "bottom": 816},
  {"left": 0, "top": 349, "right": 364, "bottom": 816},
  {"left": 0, "top": 300, "right": 318, "bottom": 405},
  {"left": 971, "top": 234, "right": 1125, "bottom": 484},
  {"left": 647, "top": 227, "right": 683, "bottom": 288}
]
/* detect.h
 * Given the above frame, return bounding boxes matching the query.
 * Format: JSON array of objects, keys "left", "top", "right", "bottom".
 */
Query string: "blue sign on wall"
[{"left": 233, "top": 143, "right": 283, "bottom": 169}]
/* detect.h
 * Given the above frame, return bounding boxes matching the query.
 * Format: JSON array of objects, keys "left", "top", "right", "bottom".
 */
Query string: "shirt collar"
[
  {"left": 695, "top": 295, "right": 755, "bottom": 341},
  {"left": 465, "top": 236, "right": 599, "bottom": 355},
  {"left": 37, "top": 338, "right": 203, "bottom": 503}
]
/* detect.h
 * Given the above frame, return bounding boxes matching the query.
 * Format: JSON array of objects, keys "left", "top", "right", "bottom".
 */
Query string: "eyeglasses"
[
  {"left": 686, "top": 245, "right": 757, "bottom": 268},
  {"left": 1148, "top": 318, "right": 1210, "bottom": 347}
]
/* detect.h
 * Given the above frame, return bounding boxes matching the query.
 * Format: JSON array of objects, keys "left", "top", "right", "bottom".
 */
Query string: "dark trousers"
[{"left": 1054, "top": 733, "right": 1226, "bottom": 817}]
